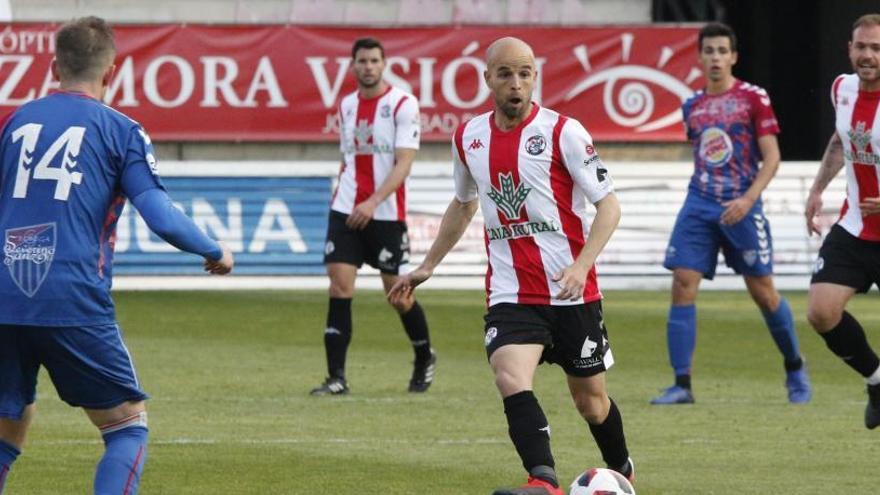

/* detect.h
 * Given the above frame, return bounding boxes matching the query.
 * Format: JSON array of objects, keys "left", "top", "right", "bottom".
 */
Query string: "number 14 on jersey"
[{"left": 11, "top": 123, "right": 85, "bottom": 201}]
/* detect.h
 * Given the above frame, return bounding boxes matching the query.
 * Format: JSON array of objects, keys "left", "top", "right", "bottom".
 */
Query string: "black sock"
[
  {"left": 324, "top": 297, "right": 352, "bottom": 379},
  {"left": 675, "top": 374, "right": 691, "bottom": 390},
  {"left": 503, "top": 391, "right": 556, "bottom": 485},
  {"left": 820, "top": 311, "right": 880, "bottom": 377},
  {"left": 400, "top": 301, "right": 432, "bottom": 362},
  {"left": 784, "top": 357, "right": 804, "bottom": 372},
  {"left": 587, "top": 399, "right": 629, "bottom": 471}
]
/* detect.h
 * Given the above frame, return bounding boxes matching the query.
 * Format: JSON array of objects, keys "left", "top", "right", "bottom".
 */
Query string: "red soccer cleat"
[{"left": 492, "top": 476, "right": 564, "bottom": 495}]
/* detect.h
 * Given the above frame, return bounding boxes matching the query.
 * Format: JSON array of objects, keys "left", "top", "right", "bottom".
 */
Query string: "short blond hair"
[{"left": 853, "top": 14, "right": 880, "bottom": 32}]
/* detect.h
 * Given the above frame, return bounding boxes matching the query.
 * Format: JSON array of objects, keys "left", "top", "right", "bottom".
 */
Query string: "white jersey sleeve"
[
  {"left": 394, "top": 96, "right": 420, "bottom": 150},
  {"left": 559, "top": 119, "right": 613, "bottom": 204},
  {"left": 452, "top": 138, "right": 478, "bottom": 203}
]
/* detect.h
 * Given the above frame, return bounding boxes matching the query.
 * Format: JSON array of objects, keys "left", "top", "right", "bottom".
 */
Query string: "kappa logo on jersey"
[
  {"left": 4, "top": 223, "right": 56, "bottom": 298},
  {"left": 468, "top": 138, "right": 484, "bottom": 150},
  {"left": 488, "top": 172, "right": 531, "bottom": 221},
  {"left": 698, "top": 127, "right": 733, "bottom": 167},
  {"left": 524, "top": 134, "right": 546, "bottom": 155},
  {"left": 813, "top": 256, "right": 824, "bottom": 274},
  {"left": 596, "top": 166, "right": 608, "bottom": 182}
]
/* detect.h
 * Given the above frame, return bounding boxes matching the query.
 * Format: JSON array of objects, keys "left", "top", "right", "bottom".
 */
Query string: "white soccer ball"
[{"left": 569, "top": 468, "right": 635, "bottom": 495}]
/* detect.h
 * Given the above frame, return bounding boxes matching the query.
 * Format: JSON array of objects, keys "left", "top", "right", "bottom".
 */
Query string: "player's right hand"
[
  {"left": 804, "top": 192, "right": 823, "bottom": 236},
  {"left": 204, "top": 243, "right": 234, "bottom": 275},
  {"left": 388, "top": 266, "right": 432, "bottom": 306}
]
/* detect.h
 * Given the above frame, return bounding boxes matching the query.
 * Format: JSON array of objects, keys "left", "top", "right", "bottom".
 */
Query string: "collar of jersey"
[
  {"left": 490, "top": 102, "right": 540, "bottom": 135},
  {"left": 357, "top": 85, "right": 392, "bottom": 101}
]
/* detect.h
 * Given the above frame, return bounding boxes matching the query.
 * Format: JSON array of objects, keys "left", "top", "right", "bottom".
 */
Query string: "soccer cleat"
[
  {"left": 611, "top": 457, "right": 635, "bottom": 484},
  {"left": 865, "top": 383, "right": 880, "bottom": 430},
  {"left": 491, "top": 476, "right": 563, "bottom": 495},
  {"left": 785, "top": 366, "right": 812, "bottom": 404},
  {"left": 650, "top": 385, "right": 695, "bottom": 405},
  {"left": 408, "top": 349, "right": 437, "bottom": 393},
  {"left": 309, "top": 376, "right": 349, "bottom": 396}
]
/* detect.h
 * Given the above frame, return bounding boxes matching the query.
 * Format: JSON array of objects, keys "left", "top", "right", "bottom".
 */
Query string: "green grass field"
[{"left": 5, "top": 289, "right": 879, "bottom": 494}]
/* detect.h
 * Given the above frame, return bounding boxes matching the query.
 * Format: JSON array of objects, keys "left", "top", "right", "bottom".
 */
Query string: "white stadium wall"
[{"left": 112, "top": 160, "right": 840, "bottom": 291}]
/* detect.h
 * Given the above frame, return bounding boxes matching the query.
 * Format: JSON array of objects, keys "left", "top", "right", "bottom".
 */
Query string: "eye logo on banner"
[{"left": 564, "top": 32, "right": 701, "bottom": 135}]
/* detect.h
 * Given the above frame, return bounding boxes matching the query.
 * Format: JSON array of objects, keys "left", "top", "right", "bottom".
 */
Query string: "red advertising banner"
[{"left": 0, "top": 24, "right": 701, "bottom": 142}]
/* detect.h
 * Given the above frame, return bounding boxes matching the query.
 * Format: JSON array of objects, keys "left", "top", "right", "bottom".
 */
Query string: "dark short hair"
[
  {"left": 698, "top": 22, "right": 737, "bottom": 52},
  {"left": 351, "top": 37, "right": 385, "bottom": 60},
  {"left": 55, "top": 16, "right": 116, "bottom": 82},
  {"left": 853, "top": 13, "right": 880, "bottom": 32}
]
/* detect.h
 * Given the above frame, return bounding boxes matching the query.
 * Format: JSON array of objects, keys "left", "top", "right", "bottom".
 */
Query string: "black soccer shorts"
[
  {"left": 482, "top": 301, "right": 614, "bottom": 377},
  {"left": 323, "top": 210, "right": 411, "bottom": 275},
  {"left": 811, "top": 224, "right": 880, "bottom": 293}
]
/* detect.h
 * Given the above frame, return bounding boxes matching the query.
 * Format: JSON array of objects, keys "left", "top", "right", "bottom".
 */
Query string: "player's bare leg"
[
  {"left": 652, "top": 268, "right": 701, "bottom": 404},
  {"left": 745, "top": 275, "right": 811, "bottom": 403},
  {"left": 0, "top": 403, "right": 34, "bottom": 493},
  {"left": 567, "top": 373, "right": 633, "bottom": 482},
  {"left": 490, "top": 345, "right": 563, "bottom": 495},
  {"left": 311, "top": 262, "right": 358, "bottom": 396},
  {"left": 808, "top": 283, "right": 880, "bottom": 428},
  {"left": 85, "top": 400, "right": 148, "bottom": 495}
]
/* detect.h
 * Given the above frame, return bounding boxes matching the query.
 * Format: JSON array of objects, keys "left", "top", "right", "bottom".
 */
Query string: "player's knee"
[
  {"left": 494, "top": 370, "right": 529, "bottom": 396},
  {"left": 573, "top": 391, "right": 610, "bottom": 424},
  {"left": 328, "top": 281, "right": 354, "bottom": 298},
  {"left": 807, "top": 304, "right": 840, "bottom": 332},
  {"left": 388, "top": 297, "right": 412, "bottom": 314},
  {"left": 671, "top": 277, "right": 698, "bottom": 303}
]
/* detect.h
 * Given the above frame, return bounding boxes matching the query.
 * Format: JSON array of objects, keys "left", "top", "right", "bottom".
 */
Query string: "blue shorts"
[
  {"left": 0, "top": 323, "right": 148, "bottom": 420},
  {"left": 663, "top": 193, "right": 774, "bottom": 280}
]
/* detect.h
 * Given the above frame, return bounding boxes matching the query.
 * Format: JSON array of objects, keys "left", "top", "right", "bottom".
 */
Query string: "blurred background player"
[
  {"left": 651, "top": 22, "right": 811, "bottom": 405},
  {"left": 311, "top": 37, "right": 435, "bottom": 396},
  {"left": 390, "top": 37, "right": 632, "bottom": 495},
  {"left": 0, "top": 17, "right": 233, "bottom": 495},
  {"left": 805, "top": 13, "right": 880, "bottom": 429}
]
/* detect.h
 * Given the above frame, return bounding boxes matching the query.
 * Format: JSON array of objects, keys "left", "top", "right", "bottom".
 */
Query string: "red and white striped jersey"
[
  {"left": 832, "top": 74, "right": 880, "bottom": 241},
  {"left": 331, "top": 86, "right": 420, "bottom": 221},
  {"left": 453, "top": 104, "right": 614, "bottom": 307}
]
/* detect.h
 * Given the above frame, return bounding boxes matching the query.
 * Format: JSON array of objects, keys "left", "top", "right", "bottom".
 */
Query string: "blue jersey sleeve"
[
  {"left": 130, "top": 188, "right": 223, "bottom": 261},
  {"left": 120, "top": 126, "right": 165, "bottom": 199}
]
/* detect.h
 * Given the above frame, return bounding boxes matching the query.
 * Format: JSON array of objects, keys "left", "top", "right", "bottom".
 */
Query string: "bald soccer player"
[{"left": 389, "top": 37, "right": 633, "bottom": 495}]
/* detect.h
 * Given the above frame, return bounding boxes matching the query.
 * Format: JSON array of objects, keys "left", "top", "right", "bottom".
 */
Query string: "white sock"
[{"left": 866, "top": 365, "right": 880, "bottom": 386}]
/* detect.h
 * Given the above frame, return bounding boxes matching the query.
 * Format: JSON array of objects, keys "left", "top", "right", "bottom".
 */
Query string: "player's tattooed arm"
[{"left": 805, "top": 132, "right": 845, "bottom": 235}]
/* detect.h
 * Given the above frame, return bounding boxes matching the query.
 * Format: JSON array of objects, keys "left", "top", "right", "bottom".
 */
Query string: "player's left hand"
[
  {"left": 859, "top": 196, "right": 880, "bottom": 216},
  {"left": 346, "top": 198, "right": 378, "bottom": 230},
  {"left": 720, "top": 196, "right": 755, "bottom": 225},
  {"left": 388, "top": 266, "right": 433, "bottom": 306},
  {"left": 552, "top": 263, "right": 590, "bottom": 301}
]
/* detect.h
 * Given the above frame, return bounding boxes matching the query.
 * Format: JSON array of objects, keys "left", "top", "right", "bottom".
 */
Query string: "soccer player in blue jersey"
[
  {"left": 650, "top": 23, "right": 811, "bottom": 405},
  {"left": 0, "top": 17, "right": 233, "bottom": 494}
]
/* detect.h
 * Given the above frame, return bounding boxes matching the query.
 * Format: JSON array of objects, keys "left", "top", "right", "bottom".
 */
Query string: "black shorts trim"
[
  {"left": 323, "top": 210, "right": 410, "bottom": 275},
  {"left": 482, "top": 302, "right": 614, "bottom": 377},
  {"left": 811, "top": 225, "right": 880, "bottom": 293}
]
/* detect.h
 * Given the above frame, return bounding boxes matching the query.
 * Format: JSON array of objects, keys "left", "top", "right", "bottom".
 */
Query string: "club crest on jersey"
[
  {"left": 488, "top": 172, "right": 531, "bottom": 221},
  {"left": 698, "top": 126, "right": 733, "bottom": 167},
  {"left": 4, "top": 223, "right": 56, "bottom": 298},
  {"left": 524, "top": 134, "right": 546, "bottom": 155},
  {"left": 845, "top": 121, "right": 880, "bottom": 166}
]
